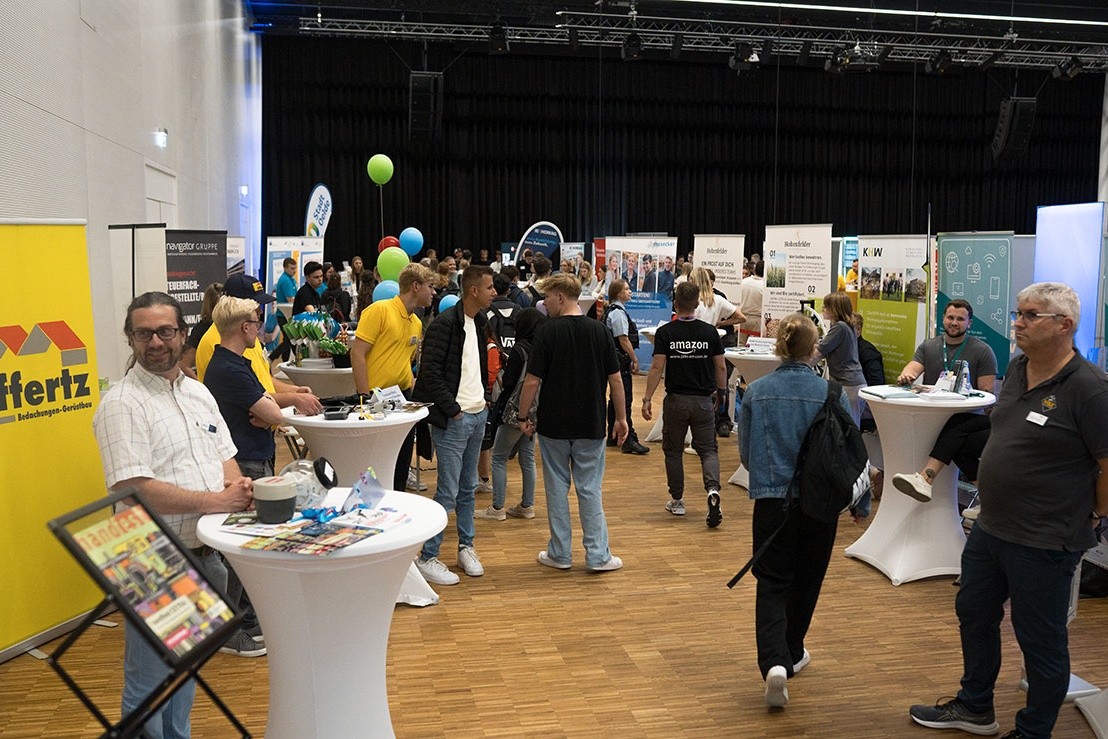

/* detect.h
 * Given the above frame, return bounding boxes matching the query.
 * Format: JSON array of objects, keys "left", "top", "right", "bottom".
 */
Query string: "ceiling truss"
[{"left": 293, "top": 12, "right": 1108, "bottom": 72}]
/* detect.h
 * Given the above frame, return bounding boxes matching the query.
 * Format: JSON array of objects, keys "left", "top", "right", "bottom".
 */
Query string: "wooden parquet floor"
[{"left": 4, "top": 375, "right": 1108, "bottom": 737}]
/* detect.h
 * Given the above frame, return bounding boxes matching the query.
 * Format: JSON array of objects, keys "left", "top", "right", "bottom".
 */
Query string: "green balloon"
[
  {"left": 377, "top": 246, "right": 409, "bottom": 282},
  {"left": 367, "top": 154, "right": 394, "bottom": 185}
]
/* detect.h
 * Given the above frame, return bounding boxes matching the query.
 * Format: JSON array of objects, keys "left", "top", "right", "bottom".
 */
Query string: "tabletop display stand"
[{"left": 47, "top": 490, "right": 249, "bottom": 738}]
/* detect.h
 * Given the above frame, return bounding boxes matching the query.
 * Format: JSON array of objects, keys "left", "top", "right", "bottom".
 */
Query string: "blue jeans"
[
  {"left": 956, "top": 524, "right": 1082, "bottom": 739},
  {"left": 121, "top": 548, "right": 227, "bottom": 739},
  {"left": 490, "top": 421, "right": 536, "bottom": 509},
  {"left": 537, "top": 435, "right": 611, "bottom": 568},
  {"left": 421, "top": 409, "right": 487, "bottom": 560}
]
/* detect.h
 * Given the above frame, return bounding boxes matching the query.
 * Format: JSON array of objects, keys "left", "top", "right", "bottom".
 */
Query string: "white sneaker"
[
  {"left": 793, "top": 649, "right": 811, "bottom": 675},
  {"left": 506, "top": 504, "right": 535, "bottom": 519},
  {"left": 587, "top": 555, "right": 623, "bottom": 572},
  {"left": 683, "top": 446, "right": 698, "bottom": 455},
  {"left": 537, "top": 550, "right": 571, "bottom": 570},
  {"left": 963, "top": 504, "right": 981, "bottom": 521},
  {"left": 457, "top": 546, "right": 484, "bottom": 577},
  {"left": 416, "top": 556, "right": 459, "bottom": 585},
  {"left": 476, "top": 477, "right": 493, "bottom": 494},
  {"left": 406, "top": 469, "right": 427, "bottom": 492},
  {"left": 765, "top": 665, "right": 789, "bottom": 707},
  {"left": 665, "top": 498, "right": 686, "bottom": 516},
  {"left": 474, "top": 504, "right": 506, "bottom": 521},
  {"left": 892, "top": 472, "right": 932, "bottom": 502}
]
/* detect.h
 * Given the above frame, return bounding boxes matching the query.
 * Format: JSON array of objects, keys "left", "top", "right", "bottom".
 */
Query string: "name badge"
[
  {"left": 409, "top": 336, "right": 418, "bottom": 345},
  {"left": 1026, "top": 411, "right": 1048, "bottom": 426}
]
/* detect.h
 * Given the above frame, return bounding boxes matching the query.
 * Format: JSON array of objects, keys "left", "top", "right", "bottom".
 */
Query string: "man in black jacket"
[{"left": 413, "top": 265, "right": 496, "bottom": 586}]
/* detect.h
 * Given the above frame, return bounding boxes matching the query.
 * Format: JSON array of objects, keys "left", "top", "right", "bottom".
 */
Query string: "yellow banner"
[{"left": 0, "top": 223, "right": 105, "bottom": 654}]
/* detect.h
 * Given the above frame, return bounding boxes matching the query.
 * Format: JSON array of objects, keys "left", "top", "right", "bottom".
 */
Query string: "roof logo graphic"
[{"left": 0, "top": 322, "right": 88, "bottom": 367}]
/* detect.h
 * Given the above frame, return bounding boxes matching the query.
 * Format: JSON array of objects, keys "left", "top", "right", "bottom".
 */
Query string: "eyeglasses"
[
  {"left": 130, "top": 327, "right": 181, "bottom": 342},
  {"left": 243, "top": 320, "right": 262, "bottom": 329},
  {"left": 1010, "top": 310, "right": 1065, "bottom": 322}
]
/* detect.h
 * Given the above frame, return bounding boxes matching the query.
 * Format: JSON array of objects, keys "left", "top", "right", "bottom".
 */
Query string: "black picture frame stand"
[{"left": 47, "top": 594, "right": 250, "bottom": 739}]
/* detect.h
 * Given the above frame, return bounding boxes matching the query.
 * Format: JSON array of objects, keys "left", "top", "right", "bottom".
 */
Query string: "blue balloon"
[
  {"left": 438, "top": 294, "right": 460, "bottom": 312},
  {"left": 399, "top": 226, "right": 424, "bottom": 256},
  {"left": 372, "top": 280, "right": 400, "bottom": 302}
]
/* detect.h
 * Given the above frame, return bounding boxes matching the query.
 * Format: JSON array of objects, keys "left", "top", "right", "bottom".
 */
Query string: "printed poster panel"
[
  {"left": 165, "top": 230, "right": 227, "bottom": 331},
  {"left": 857, "top": 234, "right": 930, "bottom": 383},
  {"left": 266, "top": 236, "right": 324, "bottom": 297},
  {"left": 762, "top": 224, "right": 833, "bottom": 339},
  {"left": 693, "top": 234, "right": 746, "bottom": 304},
  {"left": 561, "top": 242, "right": 586, "bottom": 271},
  {"left": 0, "top": 222, "right": 104, "bottom": 656},
  {"left": 936, "top": 232, "right": 1013, "bottom": 376},
  {"left": 514, "top": 221, "right": 563, "bottom": 262},
  {"left": 71, "top": 505, "right": 235, "bottom": 657},
  {"left": 605, "top": 236, "right": 679, "bottom": 370}
]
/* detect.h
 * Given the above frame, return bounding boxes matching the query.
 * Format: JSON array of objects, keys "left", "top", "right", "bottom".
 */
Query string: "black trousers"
[
  {"left": 929, "top": 412, "right": 990, "bottom": 482},
  {"left": 607, "top": 363, "right": 637, "bottom": 442},
  {"left": 751, "top": 498, "right": 838, "bottom": 679},
  {"left": 393, "top": 388, "right": 417, "bottom": 491}
]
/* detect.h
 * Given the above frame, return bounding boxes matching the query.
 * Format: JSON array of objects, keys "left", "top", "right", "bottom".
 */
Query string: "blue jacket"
[{"left": 739, "top": 361, "right": 852, "bottom": 500}]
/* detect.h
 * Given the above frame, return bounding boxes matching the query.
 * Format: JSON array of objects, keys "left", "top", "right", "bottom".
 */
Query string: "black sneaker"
[
  {"left": 606, "top": 437, "right": 619, "bottom": 447},
  {"left": 622, "top": 439, "right": 650, "bottom": 455},
  {"left": 706, "top": 490, "right": 722, "bottom": 528},
  {"left": 999, "top": 732, "right": 1023, "bottom": 739},
  {"left": 909, "top": 697, "right": 998, "bottom": 735}
]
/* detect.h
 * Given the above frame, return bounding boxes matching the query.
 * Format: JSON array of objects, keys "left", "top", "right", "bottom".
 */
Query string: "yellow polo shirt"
[
  {"left": 354, "top": 296, "right": 422, "bottom": 391},
  {"left": 195, "top": 324, "right": 276, "bottom": 393}
]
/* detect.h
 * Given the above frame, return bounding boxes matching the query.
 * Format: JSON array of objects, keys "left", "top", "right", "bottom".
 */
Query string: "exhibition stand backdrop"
[{"left": 1, "top": 221, "right": 105, "bottom": 664}]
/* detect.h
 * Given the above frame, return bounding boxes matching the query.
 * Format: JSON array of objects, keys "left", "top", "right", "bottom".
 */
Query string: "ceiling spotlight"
[
  {"left": 670, "top": 33, "right": 683, "bottom": 59},
  {"left": 925, "top": 50, "right": 953, "bottom": 74},
  {"left": 979, "top": 51, "right": 1004, "bottom": 70},
  {"left": 1052, "top": 56, "right": 1082, "bottom": 79},
  {"left": 621, "top": 32, "right": 643, "bottom": 61},
  {"left": 488, "top": 23, "right": 509, "bottom": 54},
  {"left": 824, "top": 45, "right": 879, "bottom": 74},
  {"left": 729, "top": 42, "right": 756, "bottom": 71},
  {"left": 797, "top": 40, "right": 811, "bottom": 66}
]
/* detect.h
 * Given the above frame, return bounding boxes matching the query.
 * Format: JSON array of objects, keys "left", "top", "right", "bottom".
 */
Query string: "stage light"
[
  {"left": 488, "top": 23, "right": 509, "bottom": 54},
  {"left": 729, "top": 41, "right": 756, "bottom": 71},
  {"left": 621, "top": 32, "right": 643, "bottom": 61},
  {"left": 925, "top": 50, "right": 952, "bottom": 74},
  {"left": 1052, "top": 56, "right": 1082, "bottom": 79}
]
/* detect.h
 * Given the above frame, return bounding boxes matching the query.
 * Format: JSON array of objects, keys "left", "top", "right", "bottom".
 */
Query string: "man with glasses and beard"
[{"left": 93, "top": 292, "right": 255, "bottom": 739}]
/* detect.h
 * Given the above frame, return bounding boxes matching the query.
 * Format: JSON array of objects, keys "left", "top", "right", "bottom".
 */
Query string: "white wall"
[{"left": 0, "top": 0, "right": 261, "bottom": 380}]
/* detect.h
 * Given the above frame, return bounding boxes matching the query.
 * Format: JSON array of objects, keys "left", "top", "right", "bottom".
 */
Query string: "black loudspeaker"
[
  {"left": 409, "top": 71, "right": 443, "bottom": 138},
  {"left": 991, "top": 96, "right": 1036, "bottom": 160}
]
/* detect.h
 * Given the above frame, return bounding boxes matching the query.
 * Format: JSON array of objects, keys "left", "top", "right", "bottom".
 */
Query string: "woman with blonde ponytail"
[{"left": 739, "top": 311, "right": 869, "bottom": 710}]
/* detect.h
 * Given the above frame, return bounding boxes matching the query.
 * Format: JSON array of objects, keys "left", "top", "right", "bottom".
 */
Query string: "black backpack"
[
  {"left": 727, "top": 380, "right": 870, "bottom": 588},
  {"left": 486, "top": 298, "right": 522, "bottom": 357},
  {"left": 791, "top": 380, "right": 870, "bottom": 523}
]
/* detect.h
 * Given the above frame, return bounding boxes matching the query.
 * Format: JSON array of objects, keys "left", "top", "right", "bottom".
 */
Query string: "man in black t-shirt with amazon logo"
[{"left": 642, "top": 282, "right": 727, "bottom": 527}]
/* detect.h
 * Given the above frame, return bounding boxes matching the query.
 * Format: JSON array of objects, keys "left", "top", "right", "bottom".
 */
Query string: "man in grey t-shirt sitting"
[{"left": 891, "top": 299, "right": 998, "bottom": 501}]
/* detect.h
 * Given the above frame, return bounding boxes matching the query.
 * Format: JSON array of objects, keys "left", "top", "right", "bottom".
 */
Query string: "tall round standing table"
[
  {"left": 724, "top": 349, "right": 782, "bottom": 488},
  {"left": 280, "top": 405, "right": 438, "bottom": 606},
  {"left": 197, "top": 490, "right": 447, "bottom": 739},
  {"left": 845, "top": 388, "right": 994, "bottom": 585}
]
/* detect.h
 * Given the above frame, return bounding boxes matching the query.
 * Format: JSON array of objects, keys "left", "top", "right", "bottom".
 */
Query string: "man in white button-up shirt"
[{"left": 93, "top": 292, "right": 253, "bottom": 739}]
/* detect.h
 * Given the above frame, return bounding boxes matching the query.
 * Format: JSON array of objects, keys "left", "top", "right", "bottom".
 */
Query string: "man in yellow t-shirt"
[
  {"left": 351, "top": 262, "right": 436, "bottom": 490},
  {"left": 195, "top": 273, "right": 322, "bottom": 416}
]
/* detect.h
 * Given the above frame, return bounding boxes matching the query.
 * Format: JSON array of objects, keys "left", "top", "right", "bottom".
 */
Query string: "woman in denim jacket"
[{"left": 739, "top": 311, "right": 869, "bottom": 709}]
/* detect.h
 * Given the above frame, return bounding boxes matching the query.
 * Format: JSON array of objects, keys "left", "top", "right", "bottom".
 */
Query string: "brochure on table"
[
  {"left": 762, "top": 224, "right": 833, "bottom": 340},
  {"left": 856, "top": 234, "right": 930, "bottom": 385},
  {"left": 604, "top": 236, "right": 679, "bottom": 369}
]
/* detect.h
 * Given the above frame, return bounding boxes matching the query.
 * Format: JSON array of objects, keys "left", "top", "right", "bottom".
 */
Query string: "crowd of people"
[{"left": 91, "top": 242, "right": 1105, "bottom": 738}]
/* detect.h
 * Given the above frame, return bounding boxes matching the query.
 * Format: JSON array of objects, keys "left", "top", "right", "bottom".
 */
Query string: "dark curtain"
[{"left": 262, "top": 36, "right": 1103, "bottom": 267}]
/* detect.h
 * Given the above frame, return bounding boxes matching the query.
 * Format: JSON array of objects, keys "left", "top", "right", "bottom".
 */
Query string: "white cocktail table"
[
  {"left": 845, "top": 387, "right": 994, "bottom": 585},
  {"left": 197, "top": 490, "right": 446, "bottom": 738}
]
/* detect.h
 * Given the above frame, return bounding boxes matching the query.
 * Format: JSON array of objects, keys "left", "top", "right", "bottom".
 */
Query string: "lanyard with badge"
[{"left": 942, "top": 340, "right": 966, "bottom": 371}]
